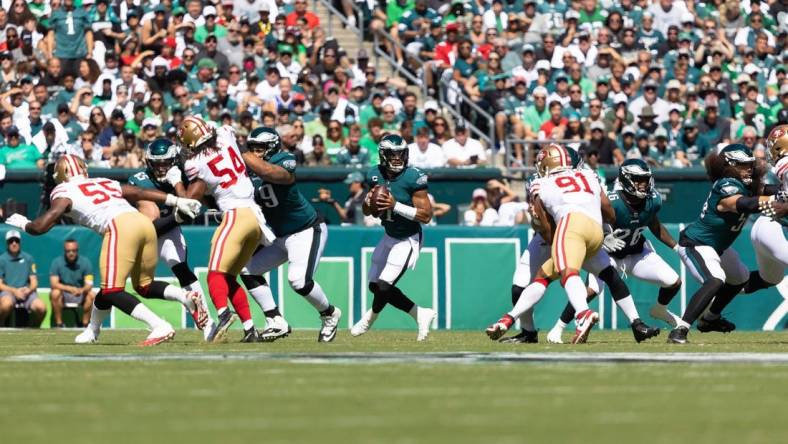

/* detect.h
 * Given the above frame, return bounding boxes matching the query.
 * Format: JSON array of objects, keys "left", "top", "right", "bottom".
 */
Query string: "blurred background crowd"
[{"left": 0, "top": 0, "right": 786, "bottom": 225}]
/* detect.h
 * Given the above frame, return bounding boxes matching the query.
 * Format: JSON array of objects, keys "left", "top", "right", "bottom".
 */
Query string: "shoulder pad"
[{"left": 714, "top": 178, "right": 746, "bottom": 197}]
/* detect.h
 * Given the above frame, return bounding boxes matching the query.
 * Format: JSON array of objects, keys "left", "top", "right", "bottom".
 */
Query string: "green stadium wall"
[{"left": 2, "top": 224, "right": 787, "bottom": 332}]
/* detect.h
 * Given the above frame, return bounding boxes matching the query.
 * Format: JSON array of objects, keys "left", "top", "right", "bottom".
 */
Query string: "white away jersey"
[
  {"left": 532, "top": 169, "right": 603, "bottom": 225},
  {"left": 50, "top": 177, "right": 136, "bottom": 234},
  {"left": 184, "top": 125, "right": 256, "bottom": 211},
  {"left": 774, "top": 156, "right": 788, "bottom": 192}
]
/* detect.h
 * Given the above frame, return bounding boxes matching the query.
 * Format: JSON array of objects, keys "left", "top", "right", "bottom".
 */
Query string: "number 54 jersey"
[
  {"left": 534, "top": 169, "right": 603, "bottom": 226},
  {"left": 50, "top": 177, "right": 136, "bottom": 234},
  {"left": 184, "top": 125, "right": 256, "bottom": 211}
]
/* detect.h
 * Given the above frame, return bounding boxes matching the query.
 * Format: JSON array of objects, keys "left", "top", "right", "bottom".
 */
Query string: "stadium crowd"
[{"left": 0, "top": 0, "right": 785, "bottom": 173}]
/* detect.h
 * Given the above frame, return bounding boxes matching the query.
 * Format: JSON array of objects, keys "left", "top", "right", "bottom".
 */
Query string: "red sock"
[
  {"left": 207, "top": 271, "right": 229, "bottom": 311},
  {"left": 228, "top": 279, "right": 252, "bottom": 323}
]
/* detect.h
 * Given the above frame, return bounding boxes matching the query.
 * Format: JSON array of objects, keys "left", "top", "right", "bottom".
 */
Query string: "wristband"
[
  {"left": 735, "top": 196, "right": 759, "bottom": 213},
  {"left": 165, "top": 194, "right": 178, "bottom": 207},
  {"left": 672, "top": 245, "right": 679, "bottom": 252},
  {"left": 393, "top": 202, "right": 418, "bottom": 221}
]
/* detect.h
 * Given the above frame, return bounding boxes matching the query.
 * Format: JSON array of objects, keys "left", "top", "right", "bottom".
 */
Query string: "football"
[{"left": 369, "top": 184, "right": 391, "bottom": 216}]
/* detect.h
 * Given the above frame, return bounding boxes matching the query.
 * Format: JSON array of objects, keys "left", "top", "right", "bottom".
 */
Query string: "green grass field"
[{"left": 3, "top": 329, "right": 788, "bottom": 444}]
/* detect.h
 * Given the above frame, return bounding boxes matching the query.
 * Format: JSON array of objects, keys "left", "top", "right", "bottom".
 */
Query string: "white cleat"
[
  {"left": 546, "top": 326, "right": 565, "bottom": 344},
  {"left": 75, "top": 328, "right": 99, "bottom": 344},
  {"left": 416, "top": 308, "right": 436, "bottom": 342},
  {"left": 571, "top": 310, "right": 599, "bottom": 344},
  {"left": 350, "top": 309, "right": 377, "bottom": 337},
  {"left": 318, "top": 307, "right": 342, "bottom": 342},
  {"left": 649, "top": 304, "right": 680, "bottom": 328},
  {"left": 141, "top": 324, "right": 176, "bottom": 346},
  {"left": 260, "top": 315, "right": 292, "bottom": 342}
]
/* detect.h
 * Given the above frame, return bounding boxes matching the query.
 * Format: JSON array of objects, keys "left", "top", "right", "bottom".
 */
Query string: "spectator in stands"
[
  {"left": 538, "top": 100, "right": 567, "bottom": 139},
  {"left": 49, "top": 239, "right": 94, "bottom": 328},
  {"left": 408, "top": 127, "right": 445, "bottom": 169},
  {"left": 442, "top": 125, "right": 487, "bottom": 167},
  {"left": 0, "top": 126, "right": 42, "bottom": 169},
  {"left": 304, "top": 134, "right": 331, "bottom": 166},
  {"left": 320, "top": 171, "right": 367, "bottom": 225},
  {"left": 464, "top": 188, "right": 498, "bottom": 226},
  {"left": 324, "top": 119, "right": 345, "bottom": 161},
  {"left": 626, "top": 130, "right": 660, "bottom": 167},
  {"left": 335, "top": 124, "right": 369, "bottom": 168},
  {"left": 522, "top": 86, "right": 549, "bottom": 139},
  {"left": 697, "top": 96, "right": 732, "bottom": 148},
  {"left": 0, "top": 230, "right": 46, "bottom": 327}
]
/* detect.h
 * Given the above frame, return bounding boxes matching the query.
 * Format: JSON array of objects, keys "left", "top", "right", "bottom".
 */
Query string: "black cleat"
[
  {"left": 631, "top": 319, "right": 660, "bottom": 343},
  {"left": 498, "top": 329, "right": 538, "bottom": 343},
  {"left": 667, "top": 326, "right": 689, "bottom": 344},
  {"left": 206, "top": 309, "right": 238, "bottom": 343},
  {"left": 240, "top": 328, "right": 260, "bottom": 343},
  {"left": 697, "top": 316, "right": 736, "bottom": 333}
]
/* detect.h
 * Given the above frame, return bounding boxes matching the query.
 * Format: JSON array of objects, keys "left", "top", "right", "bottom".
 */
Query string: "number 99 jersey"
[
  {"left": 50, "top": 177, "right": 136, "bottom": 234},
  {"left": 534, "top": 169, "right": 603, "bottom": 226},
  {"left": 184, "top": 125, "right": 256, "bottom": 211}
]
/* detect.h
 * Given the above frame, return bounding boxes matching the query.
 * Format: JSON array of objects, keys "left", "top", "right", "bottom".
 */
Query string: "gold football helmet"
[
  {"left": 177, "top": 116, "right": 216, "bottom": 156},
  {"left": 53, "top": 154, "right": 88, "bottom": 184},
  {"left": 536, "top": 143, "right": 572, "bottom": 177},
  {"left": 767, "top": 124, "right": 788, "bottom": 162}
]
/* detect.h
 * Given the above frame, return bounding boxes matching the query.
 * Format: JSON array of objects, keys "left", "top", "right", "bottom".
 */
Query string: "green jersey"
[
  {"left": 682, "top": 178, "right": 750, "bottom": 253},
  {"left": 251, "top": 152, "right": 318, "bottom": 237},
  {"left": 608, "top": 190, "right": 661, "bottom": 259},
  {"left": 49, "top": 255, "right": 93, "bottom": 288},
  {"left": 0, "top": 251, "right": 36, "bottom": 287},
  {"left": 49, "top": 8, "right": 91, "bottom": 59},
  {"left": 366, "top": 165, "right": 428, "bottom": 239},
  {"left": 128, "top": 169, "right": 184, "bottom": 218}
]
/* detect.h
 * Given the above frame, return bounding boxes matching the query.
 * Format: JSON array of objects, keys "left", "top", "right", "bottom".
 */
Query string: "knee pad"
[
  {"left": 511, "top": 285, "right": 524, "bottom": 305},
  {"left": 94, "top": 290, "right": 112, "bottom": 310},
  {"left": 293, "top": 280, "right": 314, "bottom": 296},
  {"left": 706, "top": 277, "right": 725, "bottom": 294},
  {"left": 369, "top": 282, "right": 380, "bottom": 294},
  {"left": 133, "top": 285, "right": 150, "bottom": 297},
  {"left": 240, "top": 273, "right": 268, "bottom": 290},
  {"left": 376, "top": 281, "right": 393, "bottom": 295}
]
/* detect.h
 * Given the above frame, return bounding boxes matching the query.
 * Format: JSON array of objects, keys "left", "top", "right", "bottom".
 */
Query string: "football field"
[{"left": 2, "top": 329, "right": 788, "bottom": 444}]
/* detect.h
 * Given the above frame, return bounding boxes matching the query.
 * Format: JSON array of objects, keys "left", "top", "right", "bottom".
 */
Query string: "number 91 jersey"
[
  {"left": 50, "top": 177, "right": 136, "bottom": 234},
  {"left": 534, "top": 169, "right": 603, "bottom": 226},
  {"left": 184, "top": 125, "right": 256, "bottom": 212}
]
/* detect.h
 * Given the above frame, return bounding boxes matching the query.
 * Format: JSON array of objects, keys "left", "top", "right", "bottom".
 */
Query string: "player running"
[
  {"left": 745, "top": 126, "right": 788, "bottom": 294},
  {"left": 4, "top": 154, "right": 204, "bottom": 345},
  {"left": 670, "top": 144, "right": 788, "bottom": 344},
  {"left": 487, "top": 144, "right": 613, "bottom": 344},
  {"left": 350, "top": 134, "right": 437, "bottom": 341},
  {"left": 177, "top": 116, "right": 275, "bottom": 343},
  {"left": 238, "top": 127, "right": 342, "bottom": 343},
  {"left": 128, "top": 138, "right": 214, "bottom": 340},
  {"left": 546, "top": 159, "right": 681, "bottom": 342}
]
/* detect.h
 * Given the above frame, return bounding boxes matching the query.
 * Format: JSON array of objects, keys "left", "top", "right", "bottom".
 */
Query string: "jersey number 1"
[
  {"left": 208, "top": 148, "right": 246, "bottom": 189},
  {"left": 556, "top": 172, "right": 594, "bottom": 194}
]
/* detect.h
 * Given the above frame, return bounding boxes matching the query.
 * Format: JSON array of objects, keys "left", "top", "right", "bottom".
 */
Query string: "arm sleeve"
[{"left": 152, "top": 214, "right": 181, "bottom": 236}]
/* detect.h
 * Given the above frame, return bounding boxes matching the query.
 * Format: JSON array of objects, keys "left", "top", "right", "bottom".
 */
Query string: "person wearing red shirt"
[
  {"left": 424, "top": 22, "right": 459, "bottom": 94},
  {"left": 285, "top": 0, "right": 319, "bottom": 29},
  {"left": 539, "top": 100, "right": 568, "bottom": 139}
]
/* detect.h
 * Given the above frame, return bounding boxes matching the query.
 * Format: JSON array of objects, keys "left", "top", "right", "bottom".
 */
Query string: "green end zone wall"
[{"left": 4, "top": 225, "right": 787, "bottom": 331}]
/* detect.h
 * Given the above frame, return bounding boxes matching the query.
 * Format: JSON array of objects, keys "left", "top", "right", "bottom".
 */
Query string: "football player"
[
  {"left": 128, "top": 138, "right": 215, "bottom": 340},
  {"left": 5, "top": 155, "right": 204, "bottom": 345},
  {"left": 177, "top": 116, "right": 275, "bottom": 343},
  {"left": 745, "top": 126, "right": 788, "bottom": 294},
  {"left": 350, "top": 134, "right": 437, "bottom": 341},
  {"left": 487, "top": 144, "right": 614, "bottom": 344},
  {"left": 670, "top": 144, "right": 788, "bottom": 344},
  {"left": 239, "top": 127, "right": 342, "bottom": 343},
  {"left": 547, "top": 159, "right": 680, "bottom": 342}
]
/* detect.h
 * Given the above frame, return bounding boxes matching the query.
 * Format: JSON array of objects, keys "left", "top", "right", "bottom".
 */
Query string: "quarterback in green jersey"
[
  {"left": 350, "top": 134, "right": 437, "bottom": 341},
  {"left": 671, "top": 144, "right": 788, "bottom": 344},
  {"left": 128, "top": 138, "right": 212, "bottom": 338},
  {"left": 239, "top": 127, "right": 341, "bottom": 343}
]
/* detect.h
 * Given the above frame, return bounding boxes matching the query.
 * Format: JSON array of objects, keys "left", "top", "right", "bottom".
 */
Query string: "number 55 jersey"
[{"left": 50, "top": 176, "right": 136, "bottom": 234}]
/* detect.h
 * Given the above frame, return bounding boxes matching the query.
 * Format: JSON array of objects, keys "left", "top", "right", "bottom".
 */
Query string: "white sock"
[
  {"left": 249, "top": 284, "right": 277, "bottom": 312},
  {"left": 677, "top": 318, "right": 691, "bottom": 329},
  {"left": 300, "top": 282, "right": 330, "bottom": 313},
  {"left": 242, "top": 319, "right": 255, "bottom": 330},
  {"left": 520, "top": 308, "right": 535, "bottom": 331},
  {"left": 88, "top": 305, "right": 109, "bottom": 334},
  {"left": 163, "top": 285, "right": 193, "bottom": 310},
  {"left": 616, "top": 295, "right": 640, "bottom": 324},
  {"left": 366, "top": 309, "right": 378, "bottom": 322},
  {"left": 563, "top": 275, "right": 589, "bottom": 313},
  {"left": 553, "top": 319, "right": 567, "bottom": 331},
  {"left": 408, "top": 305, "right": 420, "bottom": 321},
  {"left": 130, "top": 304, "right": 166, "bottom": 329},
  {"left": 508, "top": 281, "right": 547, "bottom": 319}
]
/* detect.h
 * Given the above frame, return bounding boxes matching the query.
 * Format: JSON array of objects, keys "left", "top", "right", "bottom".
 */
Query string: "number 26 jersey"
[
  {"left": 184, "top": 125, "right": 256, "bottom": 212},
  {"left": 533, "top": 169, "right": 603, "bottom": 226},
  {"left": 50, "top": 177, "right": 136, "bottom": 234}
]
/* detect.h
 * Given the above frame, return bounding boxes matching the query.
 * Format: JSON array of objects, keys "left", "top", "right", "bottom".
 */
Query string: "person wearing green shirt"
[
  {"left": 48, "top": 0, "right": 93, "bottom": 76},
  {"left": 0, "top": 230, "right": 46, "bottom": 327},
  {"left": 194, "top": 6, "right": 227, "bottom": 44},
  {"left": 0, "top": 127, "right": 42, "bottom": 169},
  {"left": 521, "top": 86, "right": 550, "bottom": 138},
  {"left": 360, "top": 118, "right": 384, "bottom": 165},
  {"left": 49, "top": 239, "right": 95, "bottom": 328}
]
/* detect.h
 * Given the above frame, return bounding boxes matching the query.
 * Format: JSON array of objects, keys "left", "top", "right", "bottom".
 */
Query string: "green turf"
[{"left": 3, "top": 330, "right": 788, "bottom": 444}]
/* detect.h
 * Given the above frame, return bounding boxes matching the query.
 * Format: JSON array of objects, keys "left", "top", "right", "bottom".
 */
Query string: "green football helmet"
[
  {"left": 247, "top": 126, "right": 281, "bottom": 160},
  {"left": 146, "top": 137, "right": 180, "bottom": 181},
  {"left": 720, "top": 143, "right": 755, "bottom": 185},
  {"left": 378, "top": 134, "right": 408, "bottom": 174},
  {"left": 566, "top": 146, "right": 582, "bottom": 169},
  {"left": 618, "top": 158, "right": 653, "bottom": 199}
]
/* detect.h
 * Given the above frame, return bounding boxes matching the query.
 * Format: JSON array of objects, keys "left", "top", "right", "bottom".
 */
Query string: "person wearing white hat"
[
  {"left": 0, "top": 230, "right": 47, "bottom": 327},
  {"left": 463, "top": 188, "right": 498, "bottom": 226}
]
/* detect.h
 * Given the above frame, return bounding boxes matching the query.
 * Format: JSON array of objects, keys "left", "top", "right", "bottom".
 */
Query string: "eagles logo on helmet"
[
  {"left": 247, "top": 127, "right": 282, "bottom": 160},
  {"left": 378, "top": 134, "right": 408, "bottom": 175},
  {"left": 146, "top": 138, "right": 180, "bottom": 181},
  {"left": 618, "top": 158, "right": 654, "bottom": 199}
]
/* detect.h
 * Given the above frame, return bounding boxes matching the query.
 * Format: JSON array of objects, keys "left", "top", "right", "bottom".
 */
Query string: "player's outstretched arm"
[
  {"left": 121, "top": 184, "right": 202, "bottom": 219},
  {"left": 648, "top": 215, "right": 678, "bottom": 250},
  {"left": 18, "top": 198, "right": 71, "bottom": 235},
  {"left": 242, "top": 152, "right": 295, "bottom": 185},
  {"left": 717, "top": 194, "right": 783, "bottom": 215},
  {"left": 600, "top": 191, "right": 616, "bottom": 224}
]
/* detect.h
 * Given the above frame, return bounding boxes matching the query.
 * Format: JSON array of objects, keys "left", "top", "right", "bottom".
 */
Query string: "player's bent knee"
[
  {"left": 368, "top": 282, "right": 380, "bottom": 294},
  {"left": 293, "top": 279, "right": 314, "bottom": 296},
  {"left": 376, "top": 281, "right": 394, "bottom": 295},
  {"left": 511, "top": 285, "right": 524, "bottom": 305},
  {"left": 240, "top": 274, "right": 267, "bottom": 290},
  {"left": 705, "top": 277, "right": 725, "bottom": 293}
]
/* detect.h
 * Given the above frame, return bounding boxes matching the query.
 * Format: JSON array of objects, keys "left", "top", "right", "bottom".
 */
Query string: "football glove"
[
  {"left": 4, "top": 213, "right": 30, "bottom": 230},
  {"left": 602, "top": 231, "right": 626, "bottom": 253},
  {"left": 165, "top": 194, "right": 202, "bottom": 218}
]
